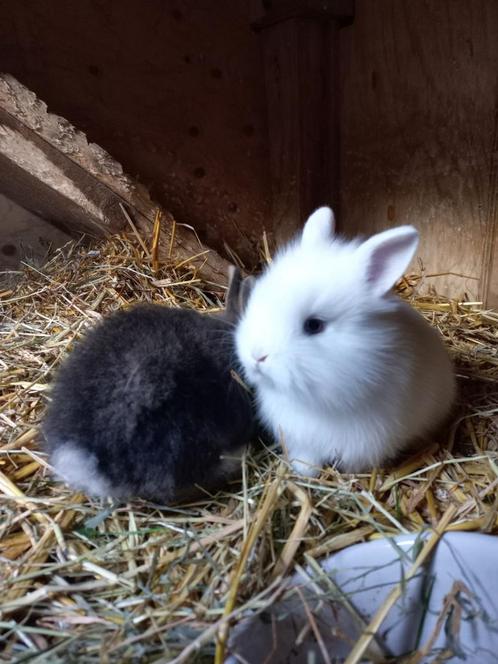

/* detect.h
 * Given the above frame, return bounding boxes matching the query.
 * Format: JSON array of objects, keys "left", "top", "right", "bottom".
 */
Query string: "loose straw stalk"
[
  {"left": 150, "top": 209, "right": 162, "bottom": 274},
  {"left": 1, "top": 229, "right": 497, "bottom": 661},
  {"left": 215, "top": 464, "right": 286, "bottom": 664}
]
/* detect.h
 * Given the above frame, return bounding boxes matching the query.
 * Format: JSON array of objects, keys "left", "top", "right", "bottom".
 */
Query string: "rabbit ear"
[
  {"left": 301, "top": 207, "right": 335, "bottom": 248},
  {"left": 239, "top": 276, "right": 256, "bottom": 313},
  {"left": 224, "top": 265, "right": 243, "bottom": 322},
  {"left": 357, "top": 225, "right": 419, "bottom": 296},
  {"left": 224, "top": 267, "right": 256, "bottom": 322}
]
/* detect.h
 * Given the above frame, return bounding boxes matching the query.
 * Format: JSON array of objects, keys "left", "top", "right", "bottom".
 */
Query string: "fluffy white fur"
[
  {"left": 51, "top": 443, "right": 112, "bottom": 497},
  {"left": 235, "top": 207, "right": 456, "bottom": 475}
]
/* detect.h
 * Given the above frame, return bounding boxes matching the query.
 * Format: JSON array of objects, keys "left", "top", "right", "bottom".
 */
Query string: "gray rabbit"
[{"left": 42, "top": 267, "right": 255, "bottom": 502}]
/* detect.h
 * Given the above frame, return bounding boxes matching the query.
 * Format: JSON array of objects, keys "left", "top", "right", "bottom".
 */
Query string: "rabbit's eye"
[{"left": 303, "top": 317, "right": 325, "bottom": 335}]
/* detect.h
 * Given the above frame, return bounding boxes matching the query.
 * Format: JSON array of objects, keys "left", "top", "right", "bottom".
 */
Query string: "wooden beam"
[
  {"left": 0, "top": 74, "right": 230, "bottom": 285},
  {"left": 253, "top": 0, "right": 354, "bottom": 244}
]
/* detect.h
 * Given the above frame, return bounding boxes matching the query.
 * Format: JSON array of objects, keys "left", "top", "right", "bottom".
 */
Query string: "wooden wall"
[
  {"left": 339, "top": 0, "right": 498, "bottom": 302},
  {"left": 1, "top": 0, "right": 498, "bottom": 303},
  {"left": 0, "top": 0, "right": 271, "bottom": 268},
  {"left": 0, "top": 193, "right": 70, "bottom": 278}
]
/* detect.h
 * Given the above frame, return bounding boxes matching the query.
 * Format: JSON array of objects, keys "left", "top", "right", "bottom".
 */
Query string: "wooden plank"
[
  {"left": 0, "top": 106, "right": 124, "bottom": 238},
  {"left": 254, "top": 0, "right": 354, "bottom": 245},
  {"left": 339, "top": 0, "right": 498, "bottom": 303},
  {"left": 0, "top": 0, "right": 270, "bottom": 268},
  {"left": 0, "top": 75, "right": 230, "bottom": 285}
]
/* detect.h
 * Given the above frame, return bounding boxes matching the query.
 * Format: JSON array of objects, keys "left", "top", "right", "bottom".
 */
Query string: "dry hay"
[{"left": 1, "top": 229, "right": 498, "bottom": 663}]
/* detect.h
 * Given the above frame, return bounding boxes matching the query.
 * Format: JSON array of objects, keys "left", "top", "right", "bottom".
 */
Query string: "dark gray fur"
[
  {"left": 42, "top": 303, "right": 254, "bottom": 502},
  {"left": 216, "top": 265, "right": 255, "bottom": 324}
]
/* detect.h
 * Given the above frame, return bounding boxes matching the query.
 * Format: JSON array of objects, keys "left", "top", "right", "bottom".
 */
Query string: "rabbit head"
[{"left": 235, "top": 207, "right": 419, "bottom": 410}]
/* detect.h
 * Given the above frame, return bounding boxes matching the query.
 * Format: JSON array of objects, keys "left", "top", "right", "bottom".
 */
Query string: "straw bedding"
[{"left": 1, "top": 230, "right": 497, "bottom": 663}]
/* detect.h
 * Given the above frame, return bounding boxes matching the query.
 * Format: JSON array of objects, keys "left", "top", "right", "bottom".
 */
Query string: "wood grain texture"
[
  {"left": 0, "top": 75, "right": 231, "bottom": 285},
  {"left": 339, "top": 0, "right": 498, "bottom": 302},
  {"left": 0, "top": 0, "right": 271, "bottom": 267},
  {"left": 255, "top": 0, "right": 353, "bottom": 245},
  {"left": 2, "top": 0, "right": 498, "bottom": 302}
]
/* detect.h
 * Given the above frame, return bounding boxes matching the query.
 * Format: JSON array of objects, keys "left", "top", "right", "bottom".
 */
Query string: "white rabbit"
[{"left": 235, "top": 207, "right": 455, "bottom": 476}]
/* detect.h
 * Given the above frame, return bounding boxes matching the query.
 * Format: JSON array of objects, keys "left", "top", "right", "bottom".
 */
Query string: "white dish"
[{"left": 226, "top": 532, "right": 498, "bottom": 663}]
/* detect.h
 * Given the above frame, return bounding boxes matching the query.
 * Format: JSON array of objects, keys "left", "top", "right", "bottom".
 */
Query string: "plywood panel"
[
  {"left": 2, "top": 0, "right": 498, "bottom": 302},
  {"left": 0, "top": 74, "right": 231, "bottom": 285},
  {"left": 339, "top": 0, "right": 498, "bottom": 301},
  {"left": 257, "top": 17, "right": 337, "bottom": 245},
  {"left": 253, "top": 0, "right": 353, "bottom": 245},
  {"left": 0, "top": 0, "right": 271, "bottom": 267}
]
